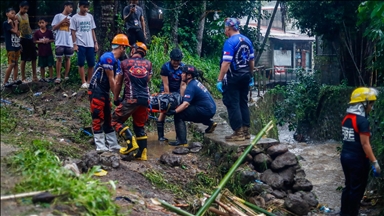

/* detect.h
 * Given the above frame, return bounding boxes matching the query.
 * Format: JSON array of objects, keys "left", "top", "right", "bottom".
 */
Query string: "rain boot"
[
  {"left": 225, "top": 128, "right": 245, "bottom": 141},
  {"left": 242, "top": 126, "right": 251, "bottom": 139},
  {"left": 134, "top": 136, "right": 147, "bottom": 161},
  {"left": 118, "top": 126, "right": 139, "bottom": 155},
  {"left": 105, "top": 131, "right": 122, "bottom": 152},
  {"left": 94, "top": 133, "right": 108, "bottom": 153},
  {"left": 169, "top": 117, "right": 188, "bottom": 146},
  {"left": 157, "top": 121, "right": 168, "bottom": 141},
  {"left": 205, "top": 120, "right": 217, "bottom": 133}
]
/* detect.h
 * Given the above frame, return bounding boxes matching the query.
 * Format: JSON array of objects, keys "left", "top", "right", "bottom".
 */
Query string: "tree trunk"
[
  {"left": 254, "top": 1, "right": 279, "bottom": 66},
  {"left": 172, "top": 12, "right": 179, "bottom": 45},
  {"left": 196, "top": 0, "right": 206, "bottom": 56},
  {"left": 94, "top": 0, "right": 116, "bottom": 55},
  {"left": 138, "top": 0, "right": 151, "bottom": 43}
]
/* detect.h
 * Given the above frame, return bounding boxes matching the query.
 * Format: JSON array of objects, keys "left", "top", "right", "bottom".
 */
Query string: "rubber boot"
[
  {"left": 205, "top": 120, "right": 218, "bottom": 133},
  {"left": 156, "top": 121, "right": 168, "bottom": 141},
  {"left": 118, "top": 126, "right": 139, "bottom": 155},
  {"left": 105, "top": 131, "right": 122, "bottom": 152},
  {"left": 169, "top": 116, "right": 188, "bottom": 146},
  {"left": 242, "top": 126, "right": 251, "bottom": 139},
  {"left": 94, "top": 133, "right": 108, "bottom": 153},
  {"left": 134, "top": 136, "right": 147, "bottom": 161},
  {"left": 225, "top": 128, "right": 245, "bottom": 141}
]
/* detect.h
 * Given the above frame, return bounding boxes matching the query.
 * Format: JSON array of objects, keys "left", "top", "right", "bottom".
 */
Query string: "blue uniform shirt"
[
  {"left": 89, "top": 52, "right": 121, "bottom": 94},
  {"left": 220, "top": 34, "right": 254, "bottom": 79},
  {"left": 183, "top": 79, "right": 216, "bottom": 116},
  {"left": 160, "top": 61, "right": 185, "bottom": 93}
]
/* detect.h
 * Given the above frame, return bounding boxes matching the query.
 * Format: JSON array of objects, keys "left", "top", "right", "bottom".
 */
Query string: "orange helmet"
[
  {"left": 135, "top": 42, "right": 148, "bottom": 55},
  {"left": 111, "top": 34, "right": 129, "bottom": 47}
]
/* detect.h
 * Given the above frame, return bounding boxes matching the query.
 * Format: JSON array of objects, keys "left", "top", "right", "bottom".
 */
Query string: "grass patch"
[{"left": 6, "top": 139, "right": 120, "bottom": 215}]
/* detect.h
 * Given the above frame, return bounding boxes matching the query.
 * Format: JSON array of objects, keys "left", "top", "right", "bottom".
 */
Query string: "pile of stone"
[
  {"left": 238, "top": 142, "right": 318, "bottom": 215},
  {"left": 64, "top": 151, "right": 120, "bottom": 174}
]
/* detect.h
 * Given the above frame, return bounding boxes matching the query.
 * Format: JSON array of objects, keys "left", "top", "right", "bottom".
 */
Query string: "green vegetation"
[{"left": 6, "top": 140, "right": 120, "bottom": 215}]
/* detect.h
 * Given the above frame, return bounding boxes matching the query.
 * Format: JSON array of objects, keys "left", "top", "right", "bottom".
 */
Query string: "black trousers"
[
  {"left": 222, "top": 74, "right": 251, "bottom": 131},
  {"left": 126, "top": 28, "right": 145, "bottom": 46},
  {"left": 340, "top": 152, "right": 370, "bottom": 216},
  {"left": 174, "top": 105, "right": 214, "bottom": 143}
]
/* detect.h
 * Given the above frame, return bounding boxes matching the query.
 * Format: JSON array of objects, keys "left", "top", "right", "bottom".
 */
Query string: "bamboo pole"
[
  {"left": 195, "top": 120, "right": 274, "bottom": 216},
  {"left": 229, "top": 195, "right": 275, "bottom": 216},
  {"left": 1, "top": 190, "right": 52, "bottom": 201},
  {"left": 155, "top": 199, "right": 195, "bottom": 216}
]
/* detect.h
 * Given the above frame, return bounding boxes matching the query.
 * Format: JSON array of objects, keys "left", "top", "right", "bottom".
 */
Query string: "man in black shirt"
[{"left": 122, "top": 0, "right": 146, "bottom": 45}]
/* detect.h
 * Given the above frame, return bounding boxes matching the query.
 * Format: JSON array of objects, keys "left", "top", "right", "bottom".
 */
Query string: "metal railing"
[{"left": 252, "top": 66, "right": 312, "bottom": 96}]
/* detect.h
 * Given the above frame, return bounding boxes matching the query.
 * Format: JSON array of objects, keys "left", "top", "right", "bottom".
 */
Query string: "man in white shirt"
[
  {"left": 70, "top": 0, "right": 98, "bottom": 88},
  {"left": 51, "top": 1, "right": 74, "bottom": 84}
]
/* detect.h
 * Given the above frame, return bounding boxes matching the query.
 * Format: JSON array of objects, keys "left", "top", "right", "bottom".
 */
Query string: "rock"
[
  {"left": 189, "top": 147, "right": 202, "bottom": 153},
  {"left": 82, "top": 151, "right": 100, "bottom": 169},
  {"left": 271, "top": 151, "right": 297, "bottom": 170},
  {"left": 250, "top": 147, "right": 263, "bottom": 157},
  {"left": 295, "top": 168, "right": 306, "bottom": 178},
  {"left": 246, "top": 153, "right": 253, "bottom": 162},
  {"left": 285, "top": 192, "right": 310, "bottom": 215},
  {"left": 292, "top": 178, "right": 313, "bottom": 192},
  {"left": 256, "top": 138, "right": 280, "bottom": 150},
  {"left": 32, "top": 192, "right": 56, "bottom": 204},
  {"left": 120, "top": 153, "right": 135, "bottom": 161},
  {"left": 188, "top": 142, "right": 203, "bottom": 149},
  {"left": 271, "top": 190, "right": 287, "bottom": 199},
  {"left": 278, "top": 166, "right": 295, "bottom": 186},
  {"left": 245, "top": 182, "right": 273, "bottom": 196},
  {"left": 267, "top": 144, "right": 288, "bottom": 158},
  {"left": 99, "top": 152, "right": 120, "bottom": 168},
  {"left": 236, "top": 168, "right": 259, "bottom": 185},
  {"left": 253, "top": 153, "right": 272, "bottom": 172},
  {"left": 172, "top": 147, "right": 190, "bottom": 155},
  {"left": 261, "top": 193, "right": 275, "bottom": 202},
  {"left": 260, "top": 169, "right": 285, "bottom": 190},
  {"left": 160, "top": 153, "right": 183, "bottom": 167},
  {"left": 299, "top": 191, "right": 318, "bottom": 207},
  {"left": 248, "top": 196, "right": 265, "bottom": 208}
]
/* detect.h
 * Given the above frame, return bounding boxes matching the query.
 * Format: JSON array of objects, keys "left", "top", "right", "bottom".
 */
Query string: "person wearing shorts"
[
  {"left": 33, "top": 17, "right": 55, "bottom": 82},
  {"left": 51, "top": 1, "right": 74, "bottom": 84},
  {"left": 16, "top": 1, "right": 37, "bottom": 82},
  {"left": 70, "top": 0, "right": 98, "bottom": 89},
  {"left": 3, "top": 8, "right": 22, "bottom": 87}
]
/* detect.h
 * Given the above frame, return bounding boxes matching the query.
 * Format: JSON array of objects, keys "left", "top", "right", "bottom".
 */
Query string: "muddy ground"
[{"left": 1, "top": 82, "right": 383, "bottom": 216}]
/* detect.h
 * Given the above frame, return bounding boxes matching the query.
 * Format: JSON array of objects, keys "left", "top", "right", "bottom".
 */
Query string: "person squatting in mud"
[
  {"left": 156, "top": 48, "right": 185, "bottom": 142},
  {"left": 166, "top": 65, "right": 217, "bottom": 146},
  {"left": 111, "top": 42, "right": 152, "bottom": 161},
  {"left": 88, "top": 34, "right": 129, "bottom": 153},
  {"left": 340, "top": 87, "right": 381, "bottom": 216}
]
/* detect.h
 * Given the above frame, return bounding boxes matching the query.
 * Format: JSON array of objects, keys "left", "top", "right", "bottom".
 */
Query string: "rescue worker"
[
  {"left": 216, "top": 17, "right": 255, "bottom": 141},
  {"left": 166, "top": 65, "right": 217, "bottom": 146},
  {"left": 340, "top": 87, "right": 381, "bottom": 216},
  {"left": 157, "top": 48, "right": 185, "bottom": 141},
  {"left": 112, "top": 42, "right": 152, "bottom": 160},
  {"left": 88, "top": 34, "right": 129, "bottom": 153}
]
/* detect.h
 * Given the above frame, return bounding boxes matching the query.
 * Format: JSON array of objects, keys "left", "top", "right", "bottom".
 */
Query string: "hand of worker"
[
  {"left": 249, "top": 77, "right": 254, "bottom": 87},
  {"left": 114, "top": 98, "right": 122, "bottom": 106},
  {"left": 216, "top": 81, "right": 223, "bottom": 93},
  {"left": 166, "top": 109, "right": 176, "bottom": 116},
  {"left": 372, "top": 161, "right": 381, "bottom": 175}
]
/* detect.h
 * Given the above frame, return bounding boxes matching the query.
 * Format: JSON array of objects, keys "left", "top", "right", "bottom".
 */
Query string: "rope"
[{"left": 149, "top": 0, "right": 189, "bottom": 11}]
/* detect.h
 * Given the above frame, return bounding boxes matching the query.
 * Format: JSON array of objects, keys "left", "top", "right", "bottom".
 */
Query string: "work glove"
[
  {"left": 372, "top": 161, "right": 381, "bottom": 176},
  {"left": 166, "top": 109, "right": 176, "bottom": 116},
  {"left": 249, "top": 77, "right": 254, "bottom": 87},
  {"left": 114, "top": 97, "right": 122, "bottom": 106},
  {"left": 216, "top": 81, "right": 223, "bottom": 93}
]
